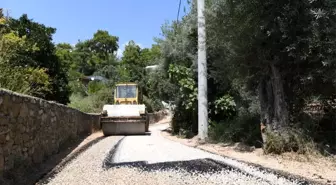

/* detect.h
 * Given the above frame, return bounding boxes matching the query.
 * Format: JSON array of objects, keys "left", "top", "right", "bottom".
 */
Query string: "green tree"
[
  {"left": 56, "top": 43, "right": 74, "bottom": 69},
  {"left": 122, "top": 41, "right": 142, "bottom": 65},
  {"left": 8, "top": 14, "right": 71, "bottom": 104},
  {"left": 0, "top": 8, "right": 6, "bottom": 32},
  {"left": 0, "top": 22, "right": 51, "bottom": 96},
  {"left": 121, "top": 40, "right": 144, "bottom": 83},
  {"left": 149, "top": 0, "right": 336, "bottom": 153},
  {"left": 88, "top": 30, "right": 119, "bottom": 62},
  {"left": 140, "top": 44, "right": 161, "bottom": 66},
  {"left": 72, "top": 40, "right": 96, "bottom": 75},
  {"left": 71, "top": 30, "right": 119, "bottom": 76},
  {"left": 205, "top": 0, "right": 336, "bottom": 143}
]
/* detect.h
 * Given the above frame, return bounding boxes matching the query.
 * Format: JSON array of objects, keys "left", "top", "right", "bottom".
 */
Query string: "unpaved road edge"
[{"left": 160, "top": 129, "right": 335, "bottom": 185}]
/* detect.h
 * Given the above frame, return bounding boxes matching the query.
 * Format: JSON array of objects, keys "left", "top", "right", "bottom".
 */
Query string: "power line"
[
  {"left": 177, "top": 0, "right": 182, "bottom": 23},
  {"left": 174, "top": 0, "right": 183, "bottom": 54}
]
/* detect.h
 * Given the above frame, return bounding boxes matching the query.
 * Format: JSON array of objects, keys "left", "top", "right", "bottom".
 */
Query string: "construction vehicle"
[{"left": 100, "top": 82, "right": 149, "bottom": 136}]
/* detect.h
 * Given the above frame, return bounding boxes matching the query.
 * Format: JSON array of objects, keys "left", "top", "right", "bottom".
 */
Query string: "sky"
[{"left": 0, "top": 0, "right": 190, "bottom": 57}]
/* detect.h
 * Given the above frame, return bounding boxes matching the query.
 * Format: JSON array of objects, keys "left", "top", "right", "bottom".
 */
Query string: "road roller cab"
[
  {"left": 114, "top": 83, "right": 138, "bottom": 105},
  {"left": 100, "top": 82, "right": 149, "bottom": 136}
]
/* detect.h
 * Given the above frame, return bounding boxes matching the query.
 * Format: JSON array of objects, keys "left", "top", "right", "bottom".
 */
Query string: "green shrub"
[
  {"left": 0, "top": 64, "right": 52, "bottom": 98},
  {"left": 143, "top": 95, "right": 163, "bottom": 113},
  {"left": 68, "top": 70, "right": 87, "bottom": 96},
  {"left": 87, "top": 81, "right": 105, "bottom": 95},
  {"left": 263, "top": 130, "right": 318, "bottom": 155},
  {"left": 68, "top": 86, "right": 113, "bottom": 113},
  {"left": 208, "top": 113, "right": 261, "bottom": 146},
  {"left": 209, "top": 94, "right": 237, "bottom": 124},
  {"left": 68, "top": 94, "right": 96, "bottom": 113},
  {"left": 168, "top": 64, "right": 198, "bottom": 135},
  {"left": 171, "top": 98, "right": 198, "bottom": 136}
]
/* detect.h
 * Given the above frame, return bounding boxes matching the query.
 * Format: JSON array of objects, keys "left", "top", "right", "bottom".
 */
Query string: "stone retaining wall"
[{"left": 0, "top": 89, "right": 100, "bottom": 176}]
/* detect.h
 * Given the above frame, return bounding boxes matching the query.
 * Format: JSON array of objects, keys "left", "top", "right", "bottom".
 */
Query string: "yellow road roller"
[{"left": 100, "top": 82, "right": 149, "bottom": 136}]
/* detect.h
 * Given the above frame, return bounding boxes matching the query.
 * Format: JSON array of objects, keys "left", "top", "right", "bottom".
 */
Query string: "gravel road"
[{"left": 38, "top": 124, "right": 311, "bottom": 185}]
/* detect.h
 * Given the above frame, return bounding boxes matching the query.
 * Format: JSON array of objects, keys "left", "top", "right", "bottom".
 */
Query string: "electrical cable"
[{"left": 177, "top": 0, "right": 182, "bottom": 23}]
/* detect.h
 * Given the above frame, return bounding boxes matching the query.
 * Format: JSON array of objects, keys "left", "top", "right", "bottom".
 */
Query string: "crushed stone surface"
[{"left": 38, "top": 124, "right": 307, "bottom": 185}]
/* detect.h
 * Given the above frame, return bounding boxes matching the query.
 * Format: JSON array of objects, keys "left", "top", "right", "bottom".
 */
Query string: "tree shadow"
[
  {"left": 162, "top": 128, "right": 172, "bottom": 134},
  {"left": 2, "top": 133, "right": 106, "bottom": 185},
  {"left": 102, "top": 150, "right": 318, "bottom": 185},
  {"left": 103, "top": 158, "right": 243, "bottom": 174},
  {"left": 35, "top": 134, "right": 107, "bottom": 185},
  {"left": 104, "top": 132, "right": 152, "bottom": 136},
  {"left": 104, "top": 158, "right": 318, "bottom": 185}
]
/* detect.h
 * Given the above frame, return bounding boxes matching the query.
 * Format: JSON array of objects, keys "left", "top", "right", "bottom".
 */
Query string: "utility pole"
[
  {"left": 197, "top": 0, "right": 208, "bottom": 141},
  {"left": 2, "top": 8, "right": 10, "bottom": 19}
]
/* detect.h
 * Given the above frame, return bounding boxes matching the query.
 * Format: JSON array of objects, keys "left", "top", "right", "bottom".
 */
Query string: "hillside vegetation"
[{"left": 1, "top": 0, "right": 335, "bottom": 156}]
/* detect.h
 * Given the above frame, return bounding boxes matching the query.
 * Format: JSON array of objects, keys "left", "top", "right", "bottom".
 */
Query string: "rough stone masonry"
[{"left": 0, "top": 89, "right": 100, "bottom": 177}]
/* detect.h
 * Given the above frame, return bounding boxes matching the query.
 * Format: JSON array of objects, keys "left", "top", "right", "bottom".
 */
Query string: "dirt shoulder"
[{"left": 161, "top": 128, "right": 336, "bottom": 185}]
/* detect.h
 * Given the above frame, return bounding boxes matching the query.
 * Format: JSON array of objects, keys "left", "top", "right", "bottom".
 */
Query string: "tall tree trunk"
[
  {"left": 270, "top": 64, "right": 289, "bottom": 134},
  {"left": 259, "top": 75, "right": 273, "bottom": 143},
  {"left": 259, "top": 64, "right": 290, "bottom": 143}
]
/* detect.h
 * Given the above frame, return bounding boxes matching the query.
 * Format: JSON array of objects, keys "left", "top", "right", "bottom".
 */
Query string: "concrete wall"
[{"left": 0, "top": 89, "right": 100, "bottom": 176}]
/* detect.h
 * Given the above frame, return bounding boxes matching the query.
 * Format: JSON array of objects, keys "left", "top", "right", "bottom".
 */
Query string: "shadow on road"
[
  {"left": 101, "top": 137, "right": 245, "bottom": 174},
  {"left": 105, "top": 132, "right": 152, "bottom": 136},
  {"left": 1, "top": 134, "right": 107, "bottom": 185},
  {"left": 34, "top": 134, "right": 107, "bottom": 185},
  {"left": 101, "top": 137, "right": 316, "bottom": 185},
  {"left": 103, "top": 158, "right": 316, "bottom": 185},
  {"left": 103, "top": 158, "right": 243, "bottom": 174}
]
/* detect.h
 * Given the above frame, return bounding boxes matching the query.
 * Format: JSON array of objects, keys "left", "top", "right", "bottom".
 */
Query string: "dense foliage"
[
  {"left": 0, "top": 12, "right": 70, "bottom": 103},
  {"left": 1, "top": 0, "right": 335, "bottom": 155},
  {"left": 149, "top": 0, "right": 336, "bottom": 154},
  {"left": 0, "top": 9, "right": 163, "bottom": 113},
  {"left": 65, "top": 36, "right": 163, "bottom": 113}
]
